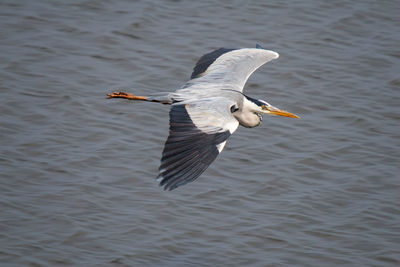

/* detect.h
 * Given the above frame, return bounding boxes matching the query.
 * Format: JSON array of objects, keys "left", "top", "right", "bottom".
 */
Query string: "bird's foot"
[{"left": 106, "top": 91, "right": 147, "bottom": 101}]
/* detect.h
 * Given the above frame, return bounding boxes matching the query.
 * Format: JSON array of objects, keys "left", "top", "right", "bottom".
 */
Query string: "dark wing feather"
[
  {"left": 157, "top": 105, "right": 231, "bottom": 190},
  {"left": 190, "top": 48, "right": 237, "bottom": 79}
]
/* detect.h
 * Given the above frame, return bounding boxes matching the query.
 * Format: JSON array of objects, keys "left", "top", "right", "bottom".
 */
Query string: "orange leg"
[{"left": 106, "top": 91, "right": 147, "bottom": 101}]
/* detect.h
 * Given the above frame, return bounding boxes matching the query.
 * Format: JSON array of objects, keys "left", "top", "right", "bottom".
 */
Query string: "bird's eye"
[
  {"left": 230, "top": 105, "right": 239, "bottom": 113},
  {"left": 261, "top": 105, "right": 268, "bottom": 110}
]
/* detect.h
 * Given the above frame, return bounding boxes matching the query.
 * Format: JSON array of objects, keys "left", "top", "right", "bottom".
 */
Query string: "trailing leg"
[
  {"left": 107, "top": 91, "right": 174, "bottom": 104},
  {"left": 107, "top": 91, "right": 147, "bottom": 101}
]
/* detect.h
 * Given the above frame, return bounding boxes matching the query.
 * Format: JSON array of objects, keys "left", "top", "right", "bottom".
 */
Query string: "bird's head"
[{"left": 247, "top": 96, "right": 300, "bottom": 119}]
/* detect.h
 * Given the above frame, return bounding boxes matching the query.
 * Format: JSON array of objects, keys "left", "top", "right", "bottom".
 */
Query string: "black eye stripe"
[{"left": 245, "top": 95, "right": 265, "bottom": 107}]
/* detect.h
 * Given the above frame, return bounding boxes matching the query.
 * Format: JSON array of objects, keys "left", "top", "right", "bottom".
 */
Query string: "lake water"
[{"left": 1, "top": 0, "right": 399, "bottom": 266}]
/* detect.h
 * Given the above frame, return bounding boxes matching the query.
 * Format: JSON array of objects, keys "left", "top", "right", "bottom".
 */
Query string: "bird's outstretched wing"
[
  {"left": 187, "top": 45, "right": 279, "bottom": 92},
  {"left": 157, "top": 98, "right": 239, "bottom": 190}
]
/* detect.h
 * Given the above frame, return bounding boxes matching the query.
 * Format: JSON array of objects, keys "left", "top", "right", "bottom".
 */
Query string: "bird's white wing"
[
  {"left": 185, "top": 46, "right": 279, "bottom": 92},
  {"left": 157, "top": 97, "right": 239, "bottom": 191}
]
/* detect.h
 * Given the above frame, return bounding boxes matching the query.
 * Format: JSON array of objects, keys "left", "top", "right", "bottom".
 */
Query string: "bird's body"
[{"left": 108, "top": 45, "right": 299, "bottom": 190}]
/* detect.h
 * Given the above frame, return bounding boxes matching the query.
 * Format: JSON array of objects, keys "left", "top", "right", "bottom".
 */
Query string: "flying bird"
[{"left": 107, "top": 44, "right": 299, "bottom": 190}]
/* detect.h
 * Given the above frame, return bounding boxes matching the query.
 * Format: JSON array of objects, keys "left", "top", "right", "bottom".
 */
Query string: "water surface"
[{"left": 1, "top": 0, "right": 399, "bottom": 266}]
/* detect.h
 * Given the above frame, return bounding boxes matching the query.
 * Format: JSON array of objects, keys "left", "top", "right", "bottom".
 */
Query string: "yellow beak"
[{"left": 266, "top": 106, "right": 300, "bottom": 119}]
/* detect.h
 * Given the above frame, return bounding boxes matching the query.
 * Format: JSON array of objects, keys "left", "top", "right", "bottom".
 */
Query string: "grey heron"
[{"left": 107, "top": 44, "right": 299, "bottom": 191}]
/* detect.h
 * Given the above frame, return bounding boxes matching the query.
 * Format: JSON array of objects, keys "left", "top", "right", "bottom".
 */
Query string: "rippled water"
[{"left": 1, "top": 0, "right": 399, "bottom": 266}]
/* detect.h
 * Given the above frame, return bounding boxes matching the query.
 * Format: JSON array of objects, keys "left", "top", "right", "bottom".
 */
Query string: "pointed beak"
[{"left": 266, "top": 106, "right": 300, "bottom": 119}]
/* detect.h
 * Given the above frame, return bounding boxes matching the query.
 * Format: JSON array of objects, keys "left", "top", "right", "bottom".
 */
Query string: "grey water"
[{"left": 1, "top": 0, "right": 399, "bottom": 266}]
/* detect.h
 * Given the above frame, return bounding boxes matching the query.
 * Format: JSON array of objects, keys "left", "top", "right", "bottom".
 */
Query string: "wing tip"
[
  {"left": 156, "top": 174, "right": 186, "bottom": 191},
  {"left": 271, "top": 51, "right": 279, "bottom": 59},
  {"left": 256, "top": 43, "right": 279, "bottom": 59},
  {"left": 156, "top": 174, "right": 173, "bottom": 191}
]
